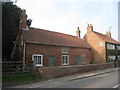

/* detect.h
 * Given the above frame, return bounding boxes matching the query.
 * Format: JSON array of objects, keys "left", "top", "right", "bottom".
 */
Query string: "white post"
[{"left": 23, "top": 43, "right": 26, "bottom": 72}]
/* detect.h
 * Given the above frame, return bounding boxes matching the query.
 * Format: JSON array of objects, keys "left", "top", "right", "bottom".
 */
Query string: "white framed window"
[
  {"left": 107, "top": 43, "right": 115, "bottom": 50},
  {"left": 62, "top": 47, "right": 69, "bottom": 53},
  {"left": 107, "top": 55, "right": 115, "bottom": 61},
  {"left": 81, "top": 55, "right": 86, "bottom": 65},
  {"left": 117, "top": 45, "right": 120, "bottom": 50},
  {"left": 61, "top": 55, "right": 69, "bottom": 65},
  {"left": 32, "top": 54, "right": 43, "bottom": 67}
]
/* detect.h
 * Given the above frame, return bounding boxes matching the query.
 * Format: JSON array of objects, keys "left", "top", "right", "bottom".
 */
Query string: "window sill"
[
  {"left": 36, "top": 65, "right": 43, "bottom": 67},
  {"left": 62, "top": 64, "right": 69, "bottom": 66},
  {"left": 107, "top": 49, "right": 115, "bottom": 50}
]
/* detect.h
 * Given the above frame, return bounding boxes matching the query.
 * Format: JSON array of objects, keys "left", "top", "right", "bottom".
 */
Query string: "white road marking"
[
  {"left": 113, "top": 84, "right": 120, "bottom": 88},
  {"left": 94, "top": 74, "right": 107, "bottom": 77},
  {"left": 76, "top": 73, "right": 108, "bottom": 79},
  {"left": 76, "top": 74, "right": 95, "bottom": 78},
  {"left": 84, "top": 74, "right": 96, "bottom": 77}
]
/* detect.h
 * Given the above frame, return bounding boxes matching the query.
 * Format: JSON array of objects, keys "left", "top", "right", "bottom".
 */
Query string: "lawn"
[{"left": 2, "top": 72, "right": 41, "bottom": 87}]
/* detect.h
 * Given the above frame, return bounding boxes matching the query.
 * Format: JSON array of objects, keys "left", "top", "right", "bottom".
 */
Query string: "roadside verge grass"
[{"left": 2, "top": 72, "right": 41, "bottom": 87}]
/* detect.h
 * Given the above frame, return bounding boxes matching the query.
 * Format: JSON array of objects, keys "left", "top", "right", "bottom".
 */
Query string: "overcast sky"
[{"left": 15, "top": 0, "right": 119, "bottom": 40}]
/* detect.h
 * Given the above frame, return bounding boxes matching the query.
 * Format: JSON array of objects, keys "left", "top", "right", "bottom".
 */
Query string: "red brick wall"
[
  {"left": 84, "top": 32, "right": 106, "bottom": 63},
  {"left": 25, "top": 43, "right": 91, "bottom": 67},
  {"left": 69, "top": 47, "right": 91, "bottom": 65}
]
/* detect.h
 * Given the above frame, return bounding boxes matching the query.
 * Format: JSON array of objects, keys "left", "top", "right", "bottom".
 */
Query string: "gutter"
[{"left": 25, "top": 42, "right": 91, "bottom": 50}]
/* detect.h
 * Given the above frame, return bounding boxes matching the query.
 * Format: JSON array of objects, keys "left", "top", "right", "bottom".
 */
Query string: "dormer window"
[{"left": 62, "top": 47, "right": 69, "bottom": 53}]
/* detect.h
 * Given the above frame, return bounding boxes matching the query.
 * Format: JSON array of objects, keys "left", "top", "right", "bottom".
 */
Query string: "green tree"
[{"left": 2, "top": 2, "right": 21, "bottom": 60}]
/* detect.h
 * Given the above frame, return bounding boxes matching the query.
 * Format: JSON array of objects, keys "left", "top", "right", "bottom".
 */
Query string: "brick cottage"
[
  {"left": 11, "top": 9, "right": 92, "bottom": 67},
  {"left": 11, "top": 9, "right": 120, "bottom": 68},
  {"left": 83, "top": 24, "right": 120, "bottom": 63}
]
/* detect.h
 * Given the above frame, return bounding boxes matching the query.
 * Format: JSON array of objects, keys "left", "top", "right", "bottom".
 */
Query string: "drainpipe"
[
  {"left": 115, "top": 44, "right": 118, "bottom": 67},
  {"left": 105, "top": 42, "right": 108, "bottom": 62}
]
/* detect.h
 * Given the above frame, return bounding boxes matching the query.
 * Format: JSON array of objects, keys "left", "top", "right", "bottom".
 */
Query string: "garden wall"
[{"left": 35, "top": 62, "right": 114, "bottom": 80}]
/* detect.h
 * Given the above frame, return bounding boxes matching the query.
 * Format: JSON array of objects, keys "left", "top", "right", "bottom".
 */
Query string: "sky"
[{"left": 14, "top": 0, "right": 119, "bottom": 41}]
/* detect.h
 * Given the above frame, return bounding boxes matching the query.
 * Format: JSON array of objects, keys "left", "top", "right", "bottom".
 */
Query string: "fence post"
[
  {"left": 22, "top": 43, "right": 26, "bottom": 72},
  {"left": 33, "top": 60, "right": 36, "bottom": 74}
]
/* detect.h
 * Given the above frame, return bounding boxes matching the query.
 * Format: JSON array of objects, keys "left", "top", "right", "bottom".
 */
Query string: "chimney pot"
[
  {"left": 76, "top": 27, "right": 81, "bottom": 38},
  {"left": 88, "top": 24, "right": 89, "bottom": 26},
  {"left": 87, "top": 24, "right": 93, "bottom": 33},
  {"left": 106, "top": 31, "right": 111, "bottom": 37}
]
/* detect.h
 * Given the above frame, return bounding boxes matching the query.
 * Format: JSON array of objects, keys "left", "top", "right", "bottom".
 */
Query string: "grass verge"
[{"left": 2, "top": 72, "right": 41, "bottom": 87}]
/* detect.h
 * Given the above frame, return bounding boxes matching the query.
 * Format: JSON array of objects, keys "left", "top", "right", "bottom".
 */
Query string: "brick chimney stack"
[
  {"left": 87, "top": 24, "right": 93, "bottom": 33},
  {"left": 106, "top": 31, "right": 111, "bottom": 37},
  {"left": 20, "top": 9, "right": 28, "bottom": 30},
  {"left": 76, "top": 27, "right": 81, "bottom": 38}
]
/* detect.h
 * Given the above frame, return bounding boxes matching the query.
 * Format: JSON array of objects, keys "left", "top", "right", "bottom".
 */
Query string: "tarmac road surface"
[{"left": 9, "top": 68, "right": 119, "bottom": 89}]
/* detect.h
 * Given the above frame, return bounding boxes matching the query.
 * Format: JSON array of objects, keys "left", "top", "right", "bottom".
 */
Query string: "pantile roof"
[
  {"left": 93, "top": 31, "right": 120, "bottom": 44},
  {"left": 22, "top": 27, "right": 91, "bottom": 48}
]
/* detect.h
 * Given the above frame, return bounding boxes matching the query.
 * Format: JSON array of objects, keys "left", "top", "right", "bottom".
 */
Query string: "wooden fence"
[{"left": 2, "top": 60, "right": 34, "bottom": 75}]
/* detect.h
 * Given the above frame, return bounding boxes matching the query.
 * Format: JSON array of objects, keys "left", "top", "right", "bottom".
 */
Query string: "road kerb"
[{"left": 67, "top": 68, "right": 118, "bottom": 82}]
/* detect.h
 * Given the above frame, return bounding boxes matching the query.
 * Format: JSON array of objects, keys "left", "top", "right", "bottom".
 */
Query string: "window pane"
[
  {"left": 63, "top": 59, "right": 64, "bottom": 64},
  {"left": 36, "top": 56, "right": 38, "bottom": 64},
  {"left": 62, "top": 47, "right": 69, "bottom": 53},
  {"left": 82, "top": 56, "right": 86, "bottom": 64},
  {"left": 38, "top": 56, "right": 40, "bottom": 64},
  {"left": 34, "top": 56, "right": 37, "bottom": 60},
  {"left": 62, "top": 56, "right": 64, "bottom": 63},
  {"left": 65, "top": 59, "right": 67, "bottom": 63},
  {"left": 40, "top": 56, "right": 41, "bottom": 64},
  {"left": 64, "top": 56, "right": 67, "bottom": 61},
  {"left": 65, "top": 56, "right": 67, "bottom": 64}
]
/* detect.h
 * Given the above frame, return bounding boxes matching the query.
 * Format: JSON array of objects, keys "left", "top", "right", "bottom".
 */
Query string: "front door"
[
  {"left": 74, "top": 56, "right": 79, "bottom": 65},
  {"left": 48, "top": 56, "right": 55, "bottom": 67}
]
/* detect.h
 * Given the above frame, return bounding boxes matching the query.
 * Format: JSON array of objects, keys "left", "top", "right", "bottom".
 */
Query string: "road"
[
  {"left": 10, "top": 68, "right": 119, "bottom": 89},
  {"left": 44, "top": 70, "right": 119, "bottom": 88}
]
